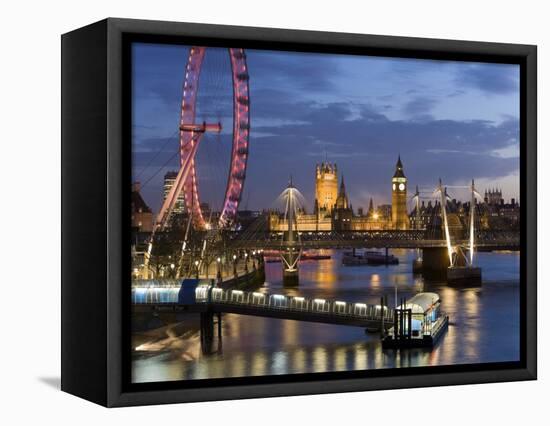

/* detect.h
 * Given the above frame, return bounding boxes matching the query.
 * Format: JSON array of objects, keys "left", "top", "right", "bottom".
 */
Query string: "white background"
[{"left": 0, "top": 0, "right": 546, "bottom": 423}]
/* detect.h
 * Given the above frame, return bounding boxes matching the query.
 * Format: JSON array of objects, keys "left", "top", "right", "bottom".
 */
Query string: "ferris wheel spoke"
[{"left": 178, "top": 46, "right": 250, "bottom": 230}]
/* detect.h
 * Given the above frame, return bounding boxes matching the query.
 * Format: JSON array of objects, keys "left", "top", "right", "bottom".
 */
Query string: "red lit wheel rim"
[{"left": 179, "top": 47, "right": 250, "bottom": 229}]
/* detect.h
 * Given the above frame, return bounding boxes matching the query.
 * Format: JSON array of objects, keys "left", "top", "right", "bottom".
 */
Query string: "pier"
[
  {"left": 133, "top": 283, "right": 393, "bottom": 329},
  {"left": 133, "top": 283, "right": 394, "bottom": 352},
  {"left": 132, "top": 282, "right": 450, "bottom": 351}
]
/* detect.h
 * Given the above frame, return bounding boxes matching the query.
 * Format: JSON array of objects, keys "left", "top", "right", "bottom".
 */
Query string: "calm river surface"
[{"left": 132, "top": 249, "right": 520, "bottom": 383}]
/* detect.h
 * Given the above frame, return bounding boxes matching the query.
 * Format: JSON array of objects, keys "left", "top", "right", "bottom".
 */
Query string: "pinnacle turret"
[{"left": 393, "top": 155, "right": 406, "bottom": 178}]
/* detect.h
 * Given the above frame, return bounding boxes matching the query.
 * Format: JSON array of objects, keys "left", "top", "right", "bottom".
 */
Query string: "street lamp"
[
  {"left": 233, "top": 254, "right": 237, "bottom": 278},
  {"left": 216, "top": 257, "right": 222, "bottom": 283},
  {"left": 194, "top": 260, "right": 199, "bottom": 279}
]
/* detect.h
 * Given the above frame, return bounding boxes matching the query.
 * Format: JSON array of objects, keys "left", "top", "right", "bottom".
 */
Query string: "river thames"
[{"left": 132, "top": 249, "right": 520, "bottom": 383}]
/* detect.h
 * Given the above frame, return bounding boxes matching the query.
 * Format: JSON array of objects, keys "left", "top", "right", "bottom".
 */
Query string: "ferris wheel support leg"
[
  {"left": 157, "top": 134, "right": 203, "bottom": 230},
  {"left": 140, "top": 134, "right": 203, "bottom": 279}
]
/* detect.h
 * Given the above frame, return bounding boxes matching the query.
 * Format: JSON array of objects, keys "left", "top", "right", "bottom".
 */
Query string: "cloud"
[
  {"left": 491, "top": 143, "right": 520, "bottom": 159},
  {"left": 132, "top": 44, "right": 521, "bottom": 211},
  {"left": 247, "top": 101, "right": 519, "bottom": 207},
  {"left": 311, "top": 138, "right": 348, "bottom": 148},
  {"left": 248, "top": 49, "right": 340, "bottom": 92},
  {"left": 426, "top": 149, "right": 466, "bottom": 155},
  {"left": 455, "top": 63, "right": 519, "bottom": 95},
  {"left": 402, "top": 97, "right": 437, "bottom": 116},
  {"left": 447, "top": 89, "right": 466, "bottom": 98},
  {"left": 135, "top": 97, "right": 520, "bottom": 211},
  {"left": 388, "top": 58, "right": 454, "bottom": 77},
  {"left": 306, "top": 151, "right": 369, "bottom": 158}
]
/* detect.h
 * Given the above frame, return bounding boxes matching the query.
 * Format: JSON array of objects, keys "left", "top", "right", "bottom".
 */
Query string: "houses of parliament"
[
  {"left": 268, "top": 156, "right": 410, "bottom": 232},
  {"left": 130, "top": 154, "right": 519, "bottom": 235}
]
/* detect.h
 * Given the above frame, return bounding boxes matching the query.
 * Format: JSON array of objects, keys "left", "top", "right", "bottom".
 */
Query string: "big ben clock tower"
[{"left": 391, "top": 155, "right": 410, "bottom": 230}]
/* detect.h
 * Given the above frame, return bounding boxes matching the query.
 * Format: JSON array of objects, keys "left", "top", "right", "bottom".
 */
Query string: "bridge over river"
[
  {"left": 132, "top": 283, "right": 395, "bottom": 333},
  {"left": 225, "top": 230, "right": 520, "bottom": 251}
]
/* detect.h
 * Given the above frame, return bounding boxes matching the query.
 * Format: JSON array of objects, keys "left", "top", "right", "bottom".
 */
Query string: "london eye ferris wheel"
[{"left": 155, "top": 46, "right": 251, "bottom": 232}]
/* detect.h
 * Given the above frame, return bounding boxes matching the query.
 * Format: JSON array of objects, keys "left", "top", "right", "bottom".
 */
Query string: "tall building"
[
  {"left": 163, "top": 171, "right": 186, "bottom": 214},
  {"left": 366, "top": 198, "right": 375, "bottom": 217},
  {"left": 378, "top": 204, "right": 392, "bottom": 221},
  {"left": 270, "top": 159, "right": 412, "bottom": 232},
  {"left": 335, "top": 176, "right": 350, "bottom": 210},
  {"left": 315, "top": 162, "right": 338, "bottom": 215},
  {"left": 481, "top": 190, "right": 520, "bottom": 230},
  {"left": 391, "top": 155, "right": 410, "bottom": 230},
  {"left": 333, "top": 176, "right": 353, "bottom": 230},
  {"left": 484, "top": 188, "right": 503, "bottom": 205}
]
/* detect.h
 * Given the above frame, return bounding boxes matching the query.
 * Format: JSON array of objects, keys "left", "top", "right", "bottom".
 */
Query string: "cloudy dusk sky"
[{"left": 132, "top": 43, "right": 520, "bottom": 214}]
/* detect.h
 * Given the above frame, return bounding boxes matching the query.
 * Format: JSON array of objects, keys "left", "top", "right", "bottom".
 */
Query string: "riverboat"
[
  {"left": 342, "top": 250, "right": 399, "bottom": 266},
  {"left": 382, "top": 292, "right": 449, "bottom": 349}
]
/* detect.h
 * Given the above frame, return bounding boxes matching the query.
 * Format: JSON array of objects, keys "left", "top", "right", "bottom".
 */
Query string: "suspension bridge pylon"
[
  {"left": 446, "top": 179, "right": 482, "bottom": 284},
  {"left": 280, "top": 177, "right": 302, "bottom": 286},
  {"left": 412, "top": 185, "right": 423, "bottom": 273}
]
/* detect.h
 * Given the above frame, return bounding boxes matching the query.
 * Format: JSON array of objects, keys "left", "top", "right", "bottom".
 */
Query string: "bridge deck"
[
  {"left": 132, "top": 285, "right": 394, "bottom": 329},
  {"left": 229, "top": 240, "right": 519, "bottom": 250},
  {"left": 226, "top": 230, "right": 519, "bottom": 250}
]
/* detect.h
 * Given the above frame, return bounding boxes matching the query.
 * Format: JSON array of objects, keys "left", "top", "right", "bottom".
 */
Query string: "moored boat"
[
  {"left": 382, "top": 292, "right": 449, "bottom": 349},
  {"left": 342, "top": 250, "right": 399, "bottom": 266},
  {"left": 265, "top": 251, "right": 331, "bottom": 263}
]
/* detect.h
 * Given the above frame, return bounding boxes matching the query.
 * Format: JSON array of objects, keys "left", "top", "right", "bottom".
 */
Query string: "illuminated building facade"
[
  {"left": 315, "top": 162, "right": 338, "bottom": 215},
  {"left": 163, "top": 171, "right": 186, "bottom": 215},
  {"left": 391, "top": 156, "right": 410, "bottom": 230},
  {"left": 269, "top": 158, "right": 408, "bottom": 232},
  {"left": 332, "top": 177, "right": 353, "bottom": 230}
]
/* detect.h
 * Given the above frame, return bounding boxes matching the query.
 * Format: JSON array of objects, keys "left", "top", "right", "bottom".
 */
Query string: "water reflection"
[
  {"left": 251, "top": 352, "right": 268, "bottom": 376},
  {"left": 132, "top": 249, "right": 520, "bottom": 383}
]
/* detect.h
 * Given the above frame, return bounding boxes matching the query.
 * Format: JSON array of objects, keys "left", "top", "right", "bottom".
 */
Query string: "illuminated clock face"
[
  {"left": 399, "top": 183, "right": 405, "bottom": 191},
  {"left": 392, "top": 183, "right": 396, "bottom": 191}
]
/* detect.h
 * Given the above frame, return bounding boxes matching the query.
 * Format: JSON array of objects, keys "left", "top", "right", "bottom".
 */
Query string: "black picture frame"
[{"left": 61, "top": 17, "right": 537, "bottom": 407}]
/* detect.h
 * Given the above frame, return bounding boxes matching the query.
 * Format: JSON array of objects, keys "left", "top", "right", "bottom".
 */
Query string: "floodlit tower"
[
  {"left": 315, "top": 162, "right": 338, "bottom": 214},
  {"left": 391, "top": 155, "right": 410, "bottom": 230}
]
